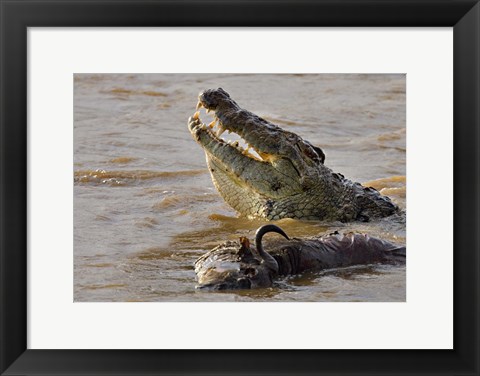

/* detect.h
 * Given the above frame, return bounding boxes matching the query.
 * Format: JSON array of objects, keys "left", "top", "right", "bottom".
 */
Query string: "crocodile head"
[
  {"left": 188, "top": 88, "right": 329, "bottom": 220},
  {"left": 188, "top": 88, "right": 398, "bottom": 221}
]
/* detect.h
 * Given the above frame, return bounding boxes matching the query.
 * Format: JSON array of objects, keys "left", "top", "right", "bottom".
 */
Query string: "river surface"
[{"left": 74, "top": 74, "right": 406, "bottom": 302}]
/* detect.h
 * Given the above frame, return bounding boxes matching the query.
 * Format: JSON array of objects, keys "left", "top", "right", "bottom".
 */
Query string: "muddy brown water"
[{"left": 74, "top": 74, "right": 406, "bottom": 302}]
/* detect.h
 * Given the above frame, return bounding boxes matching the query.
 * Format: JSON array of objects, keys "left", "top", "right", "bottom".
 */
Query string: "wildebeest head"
[
  {"left": 193, "top": 237, "right": 271, "bottom": 290},
  {"left": 194, "top": 225, "right": 289, "bottom": 290}
]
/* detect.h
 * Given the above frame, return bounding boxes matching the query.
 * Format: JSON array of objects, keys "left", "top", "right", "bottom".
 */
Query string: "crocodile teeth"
[
  {"left": 208, "top": 120, "right": 216, "bottom": 128},
  {"left": 233, "top": 141, "right": 239, "bottom": 148},
  {"left": 217, "top": 127, "right": 226, "bottom": 137},
  {"left": 196, "top": 101, "right": 203, "bottom": 110},
  {"left": 193, "top": 111, "right": 200, "bottom": 120},
  {"left": 206, "top": 109, "right": 211, "bottom": 114}
]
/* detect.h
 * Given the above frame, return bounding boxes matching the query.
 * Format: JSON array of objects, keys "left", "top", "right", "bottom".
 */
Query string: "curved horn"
[
  {"left": 253, "top": 225, "right": 290, "bottom": 273},
  {"left": 255, "top": 224, "right": 290, "bottom": 251}
]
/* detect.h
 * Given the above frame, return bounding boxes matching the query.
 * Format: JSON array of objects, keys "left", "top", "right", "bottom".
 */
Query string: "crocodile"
[
  {"left": 188, "top": 88, "right": 399, "bottom": 222},
  {"left": 195, "top": 224, "right": 406, "bottom": 290}
]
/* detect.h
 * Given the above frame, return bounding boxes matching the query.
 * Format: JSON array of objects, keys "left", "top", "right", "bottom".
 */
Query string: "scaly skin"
[
  {"left": 188, "top": 88, "right": 398, "bottom": 222},
  {"left": 195, "top": 224, "right": 406, "bottom": 290}
]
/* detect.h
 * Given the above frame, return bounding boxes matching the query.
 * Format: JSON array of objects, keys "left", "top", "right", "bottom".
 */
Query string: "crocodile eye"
[
  {"left": 304, "top": 147, "right": 316, "bottom": 159},
  {"left": 295, "top": 140, "right": 326, "bottom": 164},
  {"left": 312, "top": 146, "right": 325, "bottom": 164}
]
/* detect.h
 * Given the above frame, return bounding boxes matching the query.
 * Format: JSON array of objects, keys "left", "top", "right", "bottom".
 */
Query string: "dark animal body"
[
  {"left": 195, "top": 225, "right": 406, "bottom": 290},
  {"left": 188, "top": 88, "right": 399, "bottom": 222}
]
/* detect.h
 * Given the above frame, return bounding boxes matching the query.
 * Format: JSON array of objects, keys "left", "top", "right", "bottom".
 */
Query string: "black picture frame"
[{"left": 1, "top": 1, "right": 479, "bottom": 375}]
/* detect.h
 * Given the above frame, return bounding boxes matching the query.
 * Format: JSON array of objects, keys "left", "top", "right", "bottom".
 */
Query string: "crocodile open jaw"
[{"left": 187, "top": 88, "right": 398, "bottom": 221}]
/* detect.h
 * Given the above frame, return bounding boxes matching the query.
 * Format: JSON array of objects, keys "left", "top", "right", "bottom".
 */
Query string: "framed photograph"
[{"left": 1, "top": 1, "right": 478, "bottom": 375}]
